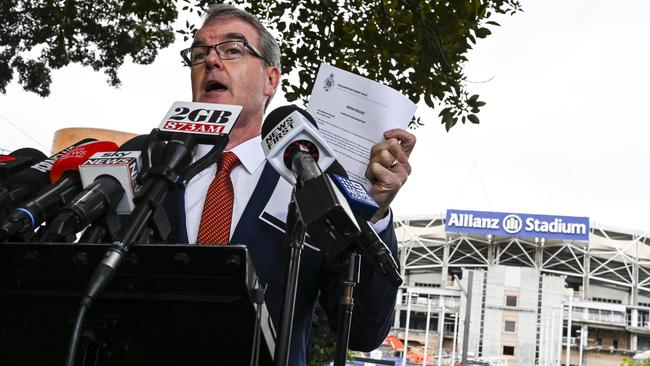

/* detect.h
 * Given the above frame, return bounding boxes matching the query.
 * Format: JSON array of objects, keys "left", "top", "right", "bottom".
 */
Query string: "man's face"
[{"left": 191, "top": 17, "right": 278, "bottom": 122}]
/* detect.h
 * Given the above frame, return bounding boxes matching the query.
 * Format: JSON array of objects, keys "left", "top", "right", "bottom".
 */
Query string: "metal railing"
[{"left": 400, "top": 295, "right": 461, "bottom": 309}]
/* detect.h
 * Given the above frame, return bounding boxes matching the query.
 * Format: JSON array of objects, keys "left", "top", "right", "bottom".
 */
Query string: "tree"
[
  {"left": 308, "top": 303, "right": 338, "bottom": 366},
  {"left": 0, "top": 0, "right": 177, "bottom": 97},
  {"left": 622, "top": 357, "right": 650, "bottom": 366},
  {"left": 180, "top": 0, "right": 523, "bottom": 130},
  {"left": 0, "top": 0, "right": 521, "bottom": 131}
]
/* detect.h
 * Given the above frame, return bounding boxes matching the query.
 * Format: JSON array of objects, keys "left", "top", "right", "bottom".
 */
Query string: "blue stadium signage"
[{"left": 445, "top": 209, "right": 590, "bottom": 241}]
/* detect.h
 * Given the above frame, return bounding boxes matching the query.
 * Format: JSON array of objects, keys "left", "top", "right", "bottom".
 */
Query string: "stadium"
[{"left": 389, "top": 211, "right": 650, "bottom": 366}]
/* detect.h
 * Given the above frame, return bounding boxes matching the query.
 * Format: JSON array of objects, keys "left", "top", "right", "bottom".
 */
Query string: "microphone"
[
  {"left": 0, "top": 141, "right": 118, "bottom": 239},
  {"left": 327, "top": 163, "right": 402, "bottom": 287},
  {"left": 261, "top": 105, "right": 337, "bottom": 185},
  {"left": 0, "top": 139, "right": 96, "bottom": 221},
  {"left": 329, "top": 172, "right": 380, "bottom": 222},
  {"left": 0, "top": 148, "right": 48, "bottom": 220},
  {"left": 65, "top": 102, "right": 244, "bottom": 366},
  {"left": 0, "top": 148, "right": 47, "bottom": 185},
  {"left": 45, "top": 135, "right": 149, "bottom": 241},
  {"left": 261, "top": 105, "right": 360, "bottom": 258},
  {"left": 80, "top": 101, "right": 242, "bottom": 297}
]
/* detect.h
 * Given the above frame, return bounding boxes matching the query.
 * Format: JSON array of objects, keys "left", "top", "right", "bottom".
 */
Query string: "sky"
[{"left": 1, "top": 1, "right": 649, "bottom": 233}]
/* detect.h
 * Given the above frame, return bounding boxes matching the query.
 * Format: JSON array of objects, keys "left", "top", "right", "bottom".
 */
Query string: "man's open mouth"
[{"left": 205, "top": 81, "right": 227, "bottom": 92}]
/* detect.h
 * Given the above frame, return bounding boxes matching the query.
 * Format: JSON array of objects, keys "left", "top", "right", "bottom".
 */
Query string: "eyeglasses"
[{"left": 180, "top": 40, "right": 269, "bottom": 67}]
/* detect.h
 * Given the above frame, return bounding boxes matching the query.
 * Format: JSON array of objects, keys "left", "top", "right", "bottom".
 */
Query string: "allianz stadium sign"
[{"left": 445, "top": 209, "right": 590, "bottom": 241}]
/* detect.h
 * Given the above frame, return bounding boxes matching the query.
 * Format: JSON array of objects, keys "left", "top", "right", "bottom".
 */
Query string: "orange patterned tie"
[{"left": 196, "top": 151, "right": 240, "bottom": 245}]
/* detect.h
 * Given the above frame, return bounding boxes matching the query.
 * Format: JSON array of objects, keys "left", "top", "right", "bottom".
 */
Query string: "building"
[{"left": 391, "top": 213, "right": 650, "bottom": 366}]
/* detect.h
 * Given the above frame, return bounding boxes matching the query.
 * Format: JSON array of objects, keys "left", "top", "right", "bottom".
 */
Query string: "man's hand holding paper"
[
  {"left": 366, "top": 128, "right": 416, "bottom": 223},
  {"left": 307, "top": 63, "right": 418, "bottom": 223}
]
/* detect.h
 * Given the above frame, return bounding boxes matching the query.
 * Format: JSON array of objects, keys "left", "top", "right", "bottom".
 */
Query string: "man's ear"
[{"left": 264, "top": 66, "right": 281, "bottom": 97}]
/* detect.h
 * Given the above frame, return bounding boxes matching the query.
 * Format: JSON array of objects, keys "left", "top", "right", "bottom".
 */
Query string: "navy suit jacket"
[{"left": 165, "top": 162, "right": 398, "bottom": 366}]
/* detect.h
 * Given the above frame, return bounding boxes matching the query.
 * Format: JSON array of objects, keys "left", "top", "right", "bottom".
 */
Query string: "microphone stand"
[
  {"left": 78, "top": 223, "right": 107, "bottom": 243},
  {"left": 275, "top": 195, "right": 306, "bottom": 366},
  {"left": 64, "top": 131, "right": 226, "bottom": 366},
  {"left": 334, "top": 250, "right": 360, "bottom": 366}
]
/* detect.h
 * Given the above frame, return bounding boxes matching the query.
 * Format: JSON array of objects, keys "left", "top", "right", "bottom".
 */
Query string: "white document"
[{"left": 306, "top": 63, "right": 416, "bottom": 188}]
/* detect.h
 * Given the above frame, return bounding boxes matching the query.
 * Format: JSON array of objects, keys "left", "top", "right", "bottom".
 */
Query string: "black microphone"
[
  {"left": 80, "top": 100, "right": 240, "bottom": 302},
  {"left": 45, "top": 135, "right": 149, "bottom": 241},
  {"left": 261, "top": 105, "right": 360, "bottom": 258},
  {"left": 65, "top": 101, "right": 243, "bottom": 366},
  {"left": 0, "top": 147, "right": 47, "bottom": 185},
  {"left": 261, "top": 105, "right": 337, "bottom": 184},
  {"left": 327, "top": 162, "right": 402, "bottom": 287},
  {"left": 0, "top": 141, "right": 118, "bottom": 239},
  {"left": 0, "top": 140, "right": 95, "bottom": 221},
  {"left": 0, "top": 148, "right": 48, "bottom": 220}
]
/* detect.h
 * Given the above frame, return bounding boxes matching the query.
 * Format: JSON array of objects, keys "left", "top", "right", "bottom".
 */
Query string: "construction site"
[{"left": 388, "top": 212, "right": 650, "bottom": 366}]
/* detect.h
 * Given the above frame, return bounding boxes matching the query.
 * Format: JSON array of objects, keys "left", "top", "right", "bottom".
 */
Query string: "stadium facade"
[{"left": 391, "top": 213, "right": 650, "bottom": 366}]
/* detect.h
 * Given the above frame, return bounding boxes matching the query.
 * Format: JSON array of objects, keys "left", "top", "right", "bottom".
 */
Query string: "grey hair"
[{"left": 202, "top": 4, "right": 281, "bottom": 72}]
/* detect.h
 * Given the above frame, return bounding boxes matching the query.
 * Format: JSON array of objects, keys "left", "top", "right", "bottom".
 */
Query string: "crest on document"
[{"left": 323, "top": 73, "right": 335, "bottom": 91}]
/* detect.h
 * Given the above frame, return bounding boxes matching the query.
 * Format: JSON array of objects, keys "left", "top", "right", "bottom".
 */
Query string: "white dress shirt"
[
  {"left": 184, "top": 136, "right": 390, "bottom": 244},
  {"left": 185, "top": 136, "right": 266, "bottom": 244}
]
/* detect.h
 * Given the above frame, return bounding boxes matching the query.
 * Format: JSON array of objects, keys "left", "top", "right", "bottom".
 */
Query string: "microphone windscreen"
[
  {"left": 50, "top": 141, "right": 119, "bottom": 183},
  {"left": 0, "top": 148, "right": 47, "bottom": 181},
  {"left": 325, "top": 160, "right": 347, "bottom": 177},
  {"left": 4, "top": 139, "right": 96, "bottom": 195},
  {"left": 261, "top": 104, "right": 318, "bottom": 137},
  {"left": 261, "top": 105, "right": 337, "bottom": 186},
  {"left": 150, "top": 140, "right": 170, "bottom": 168},
  {"left": 5, "top": 148, "right": 47, "bottom": 161},
  {"left": 118, "top": 134, "right": 150, "bottom": 151}
]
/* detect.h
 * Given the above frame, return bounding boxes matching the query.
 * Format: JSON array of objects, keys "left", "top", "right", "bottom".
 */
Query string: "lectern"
[{"left": 0, "top": 243, "right": 275, "bottom": 366}]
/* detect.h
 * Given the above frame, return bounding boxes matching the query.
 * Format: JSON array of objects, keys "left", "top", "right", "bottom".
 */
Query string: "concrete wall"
[
  {"left": 539, "top": 274, "right": 567, "bottom": 365},
  {"left": 458, "top": 269, "right": 485, "bottom": 359},
  {"left": 561, "top": 349, "right": 625, "bottom": 366},
  {"left": 486, "top": 266, "right": 539, "bottom": 366},
  {"left": 407, "top": 271, "right": 443, "bottom": 287},
  {"left": 587, "top": 328, "right": 630, "bottom": 350},
  {"left": 587, "top": 283, "right": 630, "bottom": 305},
  {"left": 459, "top": 266, "right": 561, "bottom": 366},
  {"left": 401, "top": 265, "right": 641, "bottom": 366}
]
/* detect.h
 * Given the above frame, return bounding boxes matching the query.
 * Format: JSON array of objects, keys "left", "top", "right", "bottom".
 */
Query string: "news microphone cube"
[
  {"left": 79, "top": 151, "right": 142, "bottom": 214},
  {"left": 330, "top": 173, "right": 379, "bottom": 221}
]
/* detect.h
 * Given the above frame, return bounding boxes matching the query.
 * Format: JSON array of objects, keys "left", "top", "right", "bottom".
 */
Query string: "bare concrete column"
[
  {"left": 631, "top": 239, "right": 640, "bottom": 352},
  {"left": 461, "top": 271, "right": 474, "bottom": 366},
  {"left": 631, "top": 308, "right": 639, "bottom": 352},
  {"left": 582, "top": 244, "right": 590, "bottom": 300},
  {"left": 535, "top": 237, "right": 545, "bottom": 269},
  {"left": 394, "top": 288, "right": 402, "bottom": 329},
  {"left": 442, "top": 239, "right": 450, "bottom": 287},
  {"left": 487, "top": 234, "right": 495, "bottom": 266},
  {"left": 578, "top": 324, "right": 587, "bottom": 366}
]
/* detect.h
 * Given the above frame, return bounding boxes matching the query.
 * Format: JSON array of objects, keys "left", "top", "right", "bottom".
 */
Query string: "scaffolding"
[{"left": 393, "top": 215, "right": 650, "bottom": 366}]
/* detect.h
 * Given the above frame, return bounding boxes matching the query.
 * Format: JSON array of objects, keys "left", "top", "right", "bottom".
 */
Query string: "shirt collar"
[{"left": 193, "top": 135, "right": 265, "bottom": 175}]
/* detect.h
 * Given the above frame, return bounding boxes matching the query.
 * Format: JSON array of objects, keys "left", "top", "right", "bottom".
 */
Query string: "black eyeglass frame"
[{"left": 180, "top": 40, "right": 270, "bottom": 67}]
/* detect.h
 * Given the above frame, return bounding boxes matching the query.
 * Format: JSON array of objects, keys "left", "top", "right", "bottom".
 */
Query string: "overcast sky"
[{"left": 1, "top": 1, "right": 649, "bottom": 233}]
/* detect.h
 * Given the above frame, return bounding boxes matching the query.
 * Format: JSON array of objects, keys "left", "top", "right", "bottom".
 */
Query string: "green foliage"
[
  {"left": 184, "top": 0, "right": 522, "bottom": 131},
  {"left": 308, "top": 303, "right": 337, "bottom": 366},
  {"left": 307, "top": 303, "right": 356, "bottom": 366},
  {"left": 0, "top": 0, "right": 177, "bottom": 96},
  {"left": 621, "top": 357, "right": 650, "bottom": 366},
  {"left": 2, "top": 0, "right": 522, "bottom": 131}
]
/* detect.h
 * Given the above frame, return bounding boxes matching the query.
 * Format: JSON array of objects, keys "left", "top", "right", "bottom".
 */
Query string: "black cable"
[{"left": 65, "top": 299, "right": 90, "bottom": 366}]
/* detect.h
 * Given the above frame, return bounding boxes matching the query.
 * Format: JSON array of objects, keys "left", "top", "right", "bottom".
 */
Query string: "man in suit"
[{"left": 170, "top": 4, "right": 417, "bottom": 365}]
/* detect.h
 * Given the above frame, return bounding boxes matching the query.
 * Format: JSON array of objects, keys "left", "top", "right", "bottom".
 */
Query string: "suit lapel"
[
  {"left": 230, "top": 162, "right": 281, "bottom": 247},
  {"left": 164, "top": 162, "right": 282, "bottom": 245},
  {"left": 165, "top": 188, "right": 188, "bottom": 243}
]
